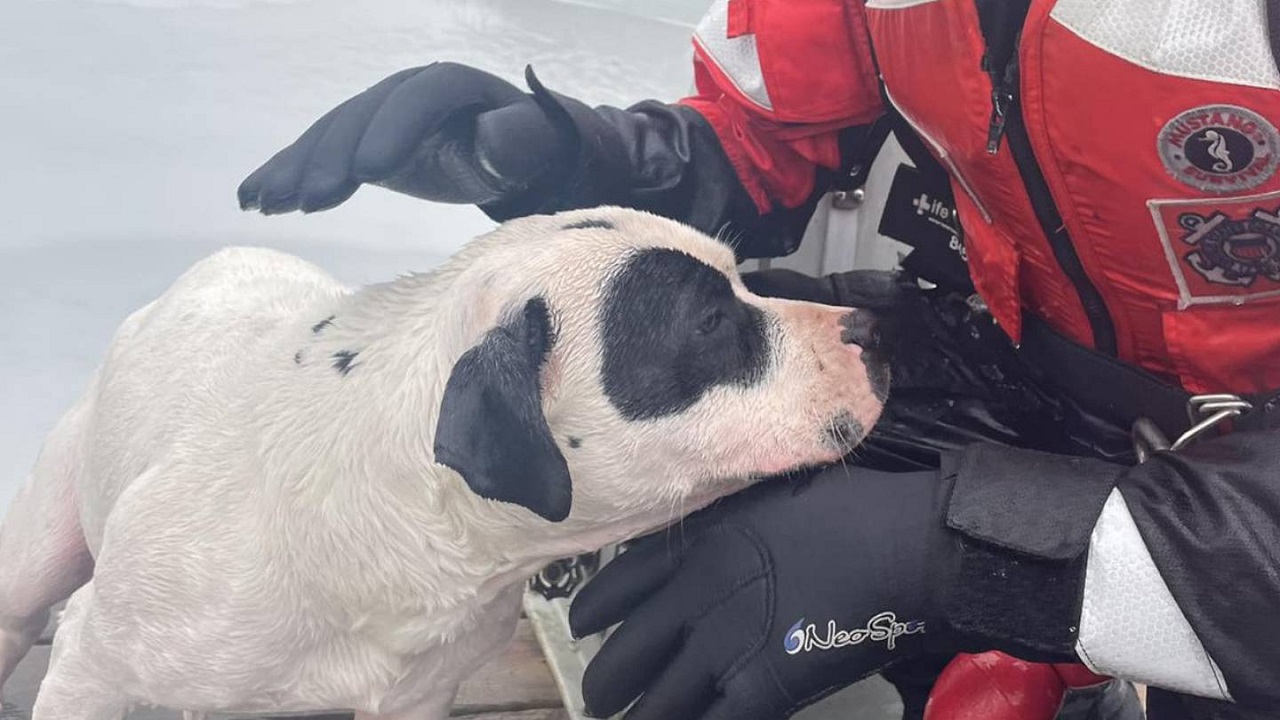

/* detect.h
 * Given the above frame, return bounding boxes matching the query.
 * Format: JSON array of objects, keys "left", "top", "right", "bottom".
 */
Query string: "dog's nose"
[{"left": 840, "top": 310, "right": 880, "bottom": 351}]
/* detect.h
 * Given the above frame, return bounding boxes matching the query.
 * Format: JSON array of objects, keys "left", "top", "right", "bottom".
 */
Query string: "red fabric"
[
  {"left": 726, "top": 0, "right": 753, "bottom": 38},
  {"left": 689, "top": 0, "right": 882, "bottom": 125},
  {"left": 924, "top": 653, "right": 1113, "bottom": 720},
  {"left": 1025, "top": 5, "right": 1280, "bottom": 391},
  {"left": 1163, "top": 300, "right": 1280, "bottom": 392},
  {"left": 681, "top": 67, "right": 835, "bottom": 213},
  {"left": 681, "top": 0, "right": 1280, "bottom": 391},
  {"left": 1053, "top": 662, "right": 1112, "bottom": 689},
  {"left": 863, "top": 0, "right": 1096, "bottom": 348},
  {"left": 678, "top": 1, "right": 883, "bottom": 213},
  {"left": 925, "top": 652, "right": 1068, "bottom": 720}
]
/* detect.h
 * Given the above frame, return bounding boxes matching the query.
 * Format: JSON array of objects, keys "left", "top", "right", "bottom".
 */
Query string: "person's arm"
[
  {"left": 565, "top": 424, "right": 1280, "bottom": 719},
  {"left": 739, "top": 267, "right": 1280, "bottom": 706},
  {"left": 948, "top": 426, "right": 1280, "bottom": 707},
  {"left": 724, "top": 266, "right": 1280, "bottom": 705},
  {"left": 238, "top": 0, "right": 886, "bottom": 260}
]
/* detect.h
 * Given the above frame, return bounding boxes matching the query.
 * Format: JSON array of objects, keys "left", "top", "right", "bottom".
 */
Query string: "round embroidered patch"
[{"left": 1158, "top": 105, "right": 1279, "bottom": 194}]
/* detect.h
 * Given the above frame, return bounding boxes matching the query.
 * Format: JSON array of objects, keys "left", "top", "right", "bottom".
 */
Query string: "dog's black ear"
[{"left": 433, "top": 297, "right": 571, "bottom": 522}]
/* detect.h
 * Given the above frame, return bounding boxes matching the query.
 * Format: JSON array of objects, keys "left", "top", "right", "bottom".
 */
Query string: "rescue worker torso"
[{"left": 692, "top": 0, "right": 1280, "bottom": 394}]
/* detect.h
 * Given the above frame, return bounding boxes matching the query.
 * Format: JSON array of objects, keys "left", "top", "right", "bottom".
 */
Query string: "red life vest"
[{"left": 681, "top": 0, "right": 1280, "bottom": 395}]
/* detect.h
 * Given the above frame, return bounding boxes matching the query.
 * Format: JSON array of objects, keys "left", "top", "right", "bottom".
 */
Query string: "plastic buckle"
[{"left": 1131, "top": 394, "right": 1252, "bottom": 463}]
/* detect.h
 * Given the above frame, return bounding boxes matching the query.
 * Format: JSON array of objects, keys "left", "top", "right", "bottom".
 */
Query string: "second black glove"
[{"left": 568, "top": 466, "right": 962, "bottom": 720}]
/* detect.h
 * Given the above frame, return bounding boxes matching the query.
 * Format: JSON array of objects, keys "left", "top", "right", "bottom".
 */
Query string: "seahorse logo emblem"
[
  {"left": 1201, "top": 130, "right": 1234, "bottom": 172},
  {"left": 1159, "top": 105, "right": 1278, "bottom": 194}
]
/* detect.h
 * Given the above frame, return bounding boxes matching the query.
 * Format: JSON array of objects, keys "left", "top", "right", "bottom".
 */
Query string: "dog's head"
[{"left": 432, "top": 207, "right": 886, "bottom": 525}]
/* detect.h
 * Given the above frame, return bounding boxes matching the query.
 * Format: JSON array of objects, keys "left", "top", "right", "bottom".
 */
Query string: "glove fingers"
[
  {"left": 740, "top": 268, "right": 838, "bottom": 305},
  {"left": 238, "top": 102, "right": 344, "bottom": 214},
  {"left": 702, "top": 663, "right": 795, "bottom": 720},
  {"left": 295, "top": 66, "right": 425, "bottom": 213},
  {"left": 621, "top": 585, "right": 770, "bottom": 720},
  {"left": 701, "top": 687, "right": 768, "bottom": 720},
  {"left": 580, "top": 580, "right": 691, "bottom": 719},
  {"left": 825, "top": 269, "right": 912, "bottom": 310},
  {"left": 621, "top": 642, "right": 718, "bottom": 720},
  {"left": 353, "top": 62, "right": 527, "bottom": 181},
  {"left": 568, "top": 533, "right": 684, "bottom": 639},
  {"left": 580, "top": 531, "right": 771, "bottom": 719}
]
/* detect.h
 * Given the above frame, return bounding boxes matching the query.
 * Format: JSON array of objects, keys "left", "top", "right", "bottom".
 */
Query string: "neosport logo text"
[{"left": 783, "top": 611, "right": 926, "bottom": 655}]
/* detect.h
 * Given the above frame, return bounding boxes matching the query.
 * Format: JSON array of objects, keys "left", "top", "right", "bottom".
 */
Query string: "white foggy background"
[{"left": 0, "top": 0, "right": 709, "bottom": 510}]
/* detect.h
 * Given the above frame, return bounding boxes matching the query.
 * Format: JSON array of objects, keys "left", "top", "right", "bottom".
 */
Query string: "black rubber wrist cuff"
[
  {"left": 480, "top": 66, "right": 630, "bottom": 221},
  {"left": 939, "top": 444, "right": 1121, "bottom": 659}
]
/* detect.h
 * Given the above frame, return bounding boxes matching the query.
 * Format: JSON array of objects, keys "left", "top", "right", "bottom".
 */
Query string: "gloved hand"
[
  {"left": 741, "top": 267, "right": 910, "bottom": 309},
  {"left": 743, "top": 266, "right": 1117, "bottom": 472},
  {"left": 237, "top": 63, "right": 574, "bottom": 214},
  {"left": 567, "top": 465, "right": 967, "bottom": 720},
  {"left": 740, "top": 268, "right": 933, "bottom": 368}
]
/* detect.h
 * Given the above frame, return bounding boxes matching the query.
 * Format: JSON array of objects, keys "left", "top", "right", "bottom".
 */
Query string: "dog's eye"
[{"left": 696, "top": 309, "right": 723, "bottom": 336}]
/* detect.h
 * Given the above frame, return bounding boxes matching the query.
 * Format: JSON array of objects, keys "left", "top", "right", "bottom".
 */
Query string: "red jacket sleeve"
[{"left": 676, "top": 0, "right": 885, "bottom": 214}]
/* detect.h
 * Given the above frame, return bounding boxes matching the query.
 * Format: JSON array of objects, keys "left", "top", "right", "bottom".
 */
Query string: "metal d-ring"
[
  {"left": 1169, "top": 394, "right": 1253, "bottom": 452},
  {"left": 1133, "top": 393, "right": 1253, "bottom": 461}
]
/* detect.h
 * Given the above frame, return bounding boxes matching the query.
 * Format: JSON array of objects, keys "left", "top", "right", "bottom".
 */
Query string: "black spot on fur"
[
  {"left": 601, "top": 248, "right": 769, "bottom": 421},
  {"left": 563, "top": 218, "right": 615, "bottom": 231},
  {"left": 332, "top": 350, "right": 359, "bottom": 376},
  {"left": 312, "top": 315, "right": 335, "bottom": 334},
  {"left": 294, "top": 350, "right": 303, "bottom": 365},
  {"left": 568, "top": 436, "right": 582, "bottom": 449}
]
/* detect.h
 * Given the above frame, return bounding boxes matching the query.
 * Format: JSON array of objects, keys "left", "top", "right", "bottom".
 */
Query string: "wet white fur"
[{"left": 0, "top": 207, "right": 883, "bottom": 719}]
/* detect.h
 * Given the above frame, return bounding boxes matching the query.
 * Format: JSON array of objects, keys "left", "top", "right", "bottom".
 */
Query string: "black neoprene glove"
[
  {"left": 237, "top": 63, "right": 599, "bottom": 214},
  {"left": 568, "top": 466, "right": 963, "bottom": 720},
  {"left": 740, "top": 267, "right": 902, "bottom": 307},
  {"left": 568, "top": 437, "right": 1125, "bottom": 720}
]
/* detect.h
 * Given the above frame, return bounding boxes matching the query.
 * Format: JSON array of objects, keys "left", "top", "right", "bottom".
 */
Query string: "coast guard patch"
[
  {"left": 1158, "top": 105, "right": 1279, "bottom": 194},
  {"left": 1150, "top": 190, "right": 1280, "bottom": 307}
]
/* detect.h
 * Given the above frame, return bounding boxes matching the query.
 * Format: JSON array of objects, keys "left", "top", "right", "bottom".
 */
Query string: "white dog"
[{"left": 0, "top": 207, "right": 886, "bottom": 719}]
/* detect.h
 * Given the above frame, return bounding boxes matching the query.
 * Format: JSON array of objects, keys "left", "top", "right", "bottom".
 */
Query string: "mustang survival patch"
[{"left": 1157, "top": 104, "right": 1279, "bottom": 194}]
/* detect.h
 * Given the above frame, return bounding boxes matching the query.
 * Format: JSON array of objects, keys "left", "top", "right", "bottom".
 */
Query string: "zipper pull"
[{"left": 986, "top": 87, "right": 1011, "bottom": 154}]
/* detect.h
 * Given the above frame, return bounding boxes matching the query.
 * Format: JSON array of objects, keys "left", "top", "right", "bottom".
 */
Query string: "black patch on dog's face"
[
  {"left": 568, "top": 436, "right": 582, "bottom": 449},
  {"left": 332, "top": 350, "right": 358, "bottom": 376},
  {"left": 312, "top": 315, "right": 335, "bottom": 334},
  {"left": 601, "top": 248, "right": 768, "bottom": 421},
  {"left": 563, "top": 218, "right": 615, "bottom": 231}
]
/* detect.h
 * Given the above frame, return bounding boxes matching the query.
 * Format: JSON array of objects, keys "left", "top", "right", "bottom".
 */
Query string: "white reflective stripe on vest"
[
  {"left": 1051, "top": 0, "right": 1280, "bottom": 90},
  {"left": 693, "top": 0, "right": 773, "bottom": 112}
]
